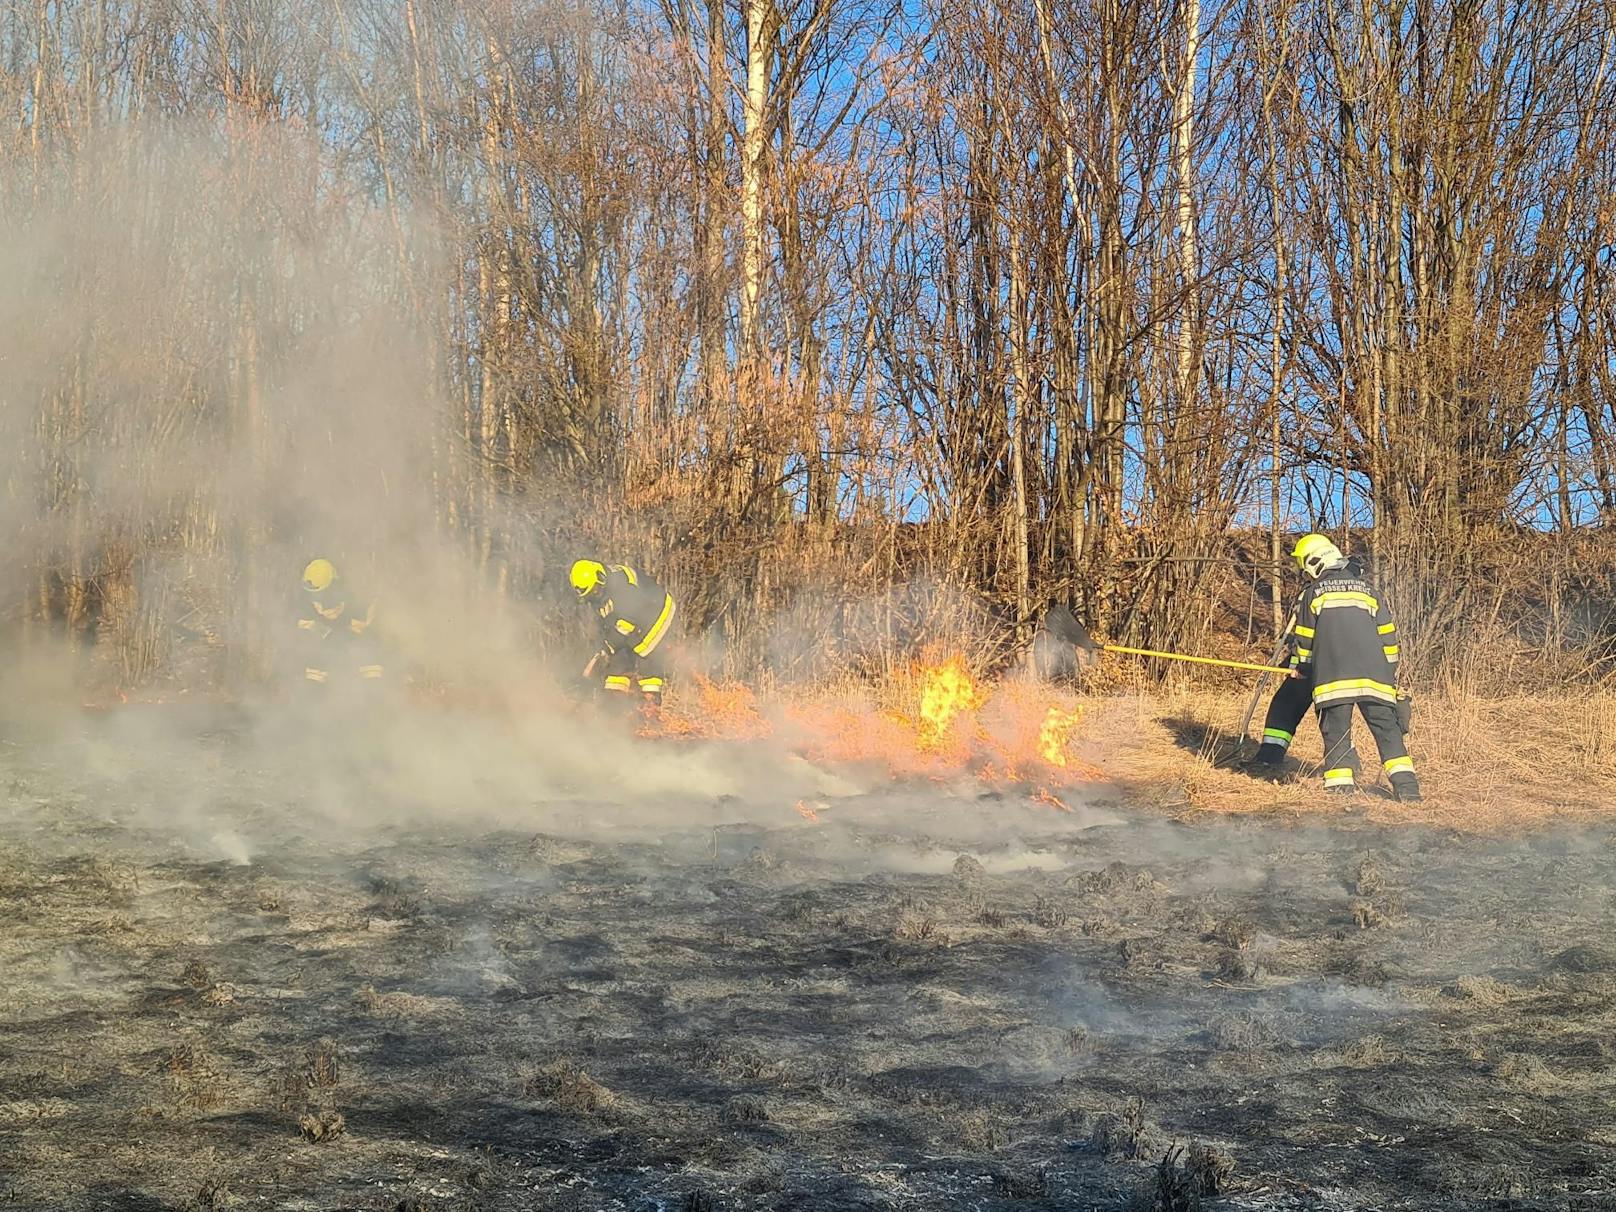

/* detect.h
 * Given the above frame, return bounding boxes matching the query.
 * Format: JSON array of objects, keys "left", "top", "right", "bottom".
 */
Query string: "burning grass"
[
  {"left": 635, "top": 660, "right": 1616, "bottom": 832},
  {"left": 645, "top": 658, "right": 1104, "bottom": 807}
]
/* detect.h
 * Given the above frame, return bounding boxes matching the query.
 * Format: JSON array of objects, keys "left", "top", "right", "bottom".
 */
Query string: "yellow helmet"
[
  {"left": 302, "top": 558, "right": 336, "bottom": 594},
  {"left": 569, "top": 559, "right": 606, "bottom": 597},
  {"left": 1291, "top": 533, "right": 1343, "bottom": 579}
]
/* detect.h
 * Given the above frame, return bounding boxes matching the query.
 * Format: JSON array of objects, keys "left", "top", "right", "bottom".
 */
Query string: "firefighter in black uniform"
[
  {"left": 297, "top": 558, "right": 384, "bottom": 690},
  {"left": 570, "top": 559, "right": 676, "bottom": 709},
  {"left": 1250, "top": 552, "right": 1369, "bottom": 772},
  {"left": 1289, "top": 534, "right": 1420, "bottom": 801}
]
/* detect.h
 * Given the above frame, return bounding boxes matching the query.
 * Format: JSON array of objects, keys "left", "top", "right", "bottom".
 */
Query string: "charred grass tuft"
[
  {"left": 990, "top": 1166, "right": 1050, "bottom": 1199},
  {"left": 1205, "top": 915, "right": 1255, "bottom": 949},
  {"left": 277, "top": 1038, "right": 342, "bottom": 1113},
  {"left": 952, "top": 854, "right": 985, "bottom": 882},
  {"left": 520, "top": 1059, "right": 619, "bottom": 1116},
  {"left": 1135, "top": 1142, "right": 1237, "bottom": 1211},
  {"left": 298, "top": 1109, "right": 345, "bottom": 1142},
  {"left": 1091, "top": 1097, "right": 1160, "bottom": 1161},
  {"left": 1442, "top": 973, "right": 1514, "bottom": 1004},
  {"left": 1207, "top": 1010, "right": 1280, "bottom": 1053},
  {"left": 191, "top": 1174, "right": 238, "bottom": 1209},
  {"left": 162, "top": 1042, "right": 227, "bottom": 1113},
  {"left": 693, "top": 1041, "right": 786, "bottom": 1083},
  {"left": 719, "top": 1094, "right": 770, "bottom": 1124},
  {"left": 1213, "top": 948, "right": 1262, "bottom": 982},
  {"left": 892, "top": 907, "right": 941, "bottom": 942}
]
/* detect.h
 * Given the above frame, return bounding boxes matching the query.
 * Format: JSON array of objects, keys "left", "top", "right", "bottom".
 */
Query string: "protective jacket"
[
  {"left": 1292, "top": 561, "right": 1400, "bottom": 707},
  {"left": 297, "top": 590, "right": 376, "bottom": 642},
  {"left": 595, "top": 564, "right": 676, "bottom": 658}
]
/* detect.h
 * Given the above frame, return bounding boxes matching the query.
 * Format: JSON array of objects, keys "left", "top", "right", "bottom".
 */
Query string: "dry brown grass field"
[{"left": 1086, "top": 687, "right": 1616, "bottom": 833}]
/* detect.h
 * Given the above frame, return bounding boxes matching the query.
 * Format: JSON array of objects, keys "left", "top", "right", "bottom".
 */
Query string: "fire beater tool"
[{"left": 1042, "top": 605, "right": 1293, "bottom": 678}]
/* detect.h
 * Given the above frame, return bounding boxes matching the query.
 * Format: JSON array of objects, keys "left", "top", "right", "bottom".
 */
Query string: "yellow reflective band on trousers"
[
  {"left": 304, "top": 668, "right": 329, "bottom": 683},
  {"left": 1262, "top": 728, "right": 1293, "bottom": 746},
  {"left": 1323, "top": 767, "right": 1356, "bottom": 787},
  {"left": 1295, "top": 646, "right": 1313, "bottom": 661},
  {"left": 1293, "top": 624, "right": 1315, "bottom": 639},
  {"left": 1378, "top": 622, "right": 1397, "bottom": 635},
  {"left": 633, "top": 594, "right": 676, "bottom": 657},
  {"left": 1314, "top": 677, "right": 1397, "bottom": 705},
  {"left": 1383, "top": 645, "right": 1400, "bottom": 660},
  {"left": 604, "top": 675, "right": 633, "bottom": 692},
  {"left": 1312, "top": 591, "right": 1379, "bottom": 612},
  {"left": 359, "top": 665, "right": 384, "bottom": 679},
  {"left": 638, "top": 677, "right": 664, "bottom": 692},
  {"left": 1384, "top": 755, "right": 1415, "bottom": 776}
]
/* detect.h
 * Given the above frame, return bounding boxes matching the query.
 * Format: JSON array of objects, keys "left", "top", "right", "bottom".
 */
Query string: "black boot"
[
  {"left": 1391, "top": 773, "right": 1422, "bottom": 803},
  {"left": 1250, "top": 742, "right": 1286, "bottom": 767}
]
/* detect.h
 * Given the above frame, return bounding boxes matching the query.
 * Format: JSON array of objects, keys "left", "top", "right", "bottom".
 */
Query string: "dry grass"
[
  {"left": 298, "top": 1110, "right": 345, "bottom": 1142},
  {"left": 1083, "top": 687, "right": 1616, "bottom": 832}
]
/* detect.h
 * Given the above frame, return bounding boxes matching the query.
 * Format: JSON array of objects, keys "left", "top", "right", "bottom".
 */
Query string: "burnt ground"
[{"left": 2, "top": 705, "right": 1615, "bottom": 1211}]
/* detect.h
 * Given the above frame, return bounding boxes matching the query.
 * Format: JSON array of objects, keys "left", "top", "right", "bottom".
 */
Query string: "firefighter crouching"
[
  {"left": 1289, "top": 534, "right": 1421, "bottom": 802},
  {"left": 570, "top": 559, "right": 676, "bottom": 710},
  {"left": 297, "top": 558, "right": 383, "bottom": 689}
]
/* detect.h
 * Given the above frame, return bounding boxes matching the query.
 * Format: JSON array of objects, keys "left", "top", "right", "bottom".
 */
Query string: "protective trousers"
[
  {"left": 600, "top": 644, "right": 666, "bottom": 703},
  {"left": 1255, "top": 673, "right": 1314, "bottom": 763},
  {"left": 301, "top": 632, "right": 384, "bottom": 689},
  {"left": 1316, "top": 700, "right": 1419, "bottom": 798}
]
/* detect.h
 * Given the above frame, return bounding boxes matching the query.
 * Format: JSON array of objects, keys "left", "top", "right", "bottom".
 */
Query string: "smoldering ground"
[{"left": 4, "top": 685, "right": 1616, "bottom": 1210}]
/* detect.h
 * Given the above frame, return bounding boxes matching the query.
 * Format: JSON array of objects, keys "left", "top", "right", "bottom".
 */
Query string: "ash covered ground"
[{"left": 1, "top": 703, "right": 1614, "bottom": 1211}]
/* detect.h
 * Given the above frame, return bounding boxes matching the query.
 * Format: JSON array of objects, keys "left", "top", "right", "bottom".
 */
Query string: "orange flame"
[
  {"left": 636, "top": 657, "right": 1103, "bottom": 801},
  {"left": 641, "top": 675, "right": 772, "bottom": 741},
  {"left": 1039, "top": 706, "right": 1083, "bottom": 768},
  {"left": 917, "top": 658, "right": 983, "bottom": 749}
]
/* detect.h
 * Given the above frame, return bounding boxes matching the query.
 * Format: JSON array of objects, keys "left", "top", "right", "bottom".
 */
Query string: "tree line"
[{"left": 1, "top": 0, "right": 1612, "bottom": 691}]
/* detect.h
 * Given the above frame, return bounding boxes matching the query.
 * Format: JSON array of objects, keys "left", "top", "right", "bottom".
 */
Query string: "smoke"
[
  {"left": 0, "top": 109, "right": 1130, "bottom": 890},
  {"left": 0, "top": 119, "right": 672, "bottom": 846}
]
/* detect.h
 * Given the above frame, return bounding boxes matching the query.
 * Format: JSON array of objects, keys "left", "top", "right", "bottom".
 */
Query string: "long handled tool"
[
  {"left": 1043, "top": 605, "right": 1292, "bottom": 677},
  {"left": 1236, "top": 608, "right": 1297, "bottom": 740}
]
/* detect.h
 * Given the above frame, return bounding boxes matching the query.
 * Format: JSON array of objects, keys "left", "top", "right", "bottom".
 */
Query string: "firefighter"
[
  {"left": 570, "top": 559, "right": 676, "bottom": 710},
  {"left": 1250, "top": 552, "right": 1368, "bottom": 773},
  {"left": 297, "top": 558, "right": 383, "bottom": 689},
  {"left": 1289, "top": 534, "right": 1420, "bottom": 801}
]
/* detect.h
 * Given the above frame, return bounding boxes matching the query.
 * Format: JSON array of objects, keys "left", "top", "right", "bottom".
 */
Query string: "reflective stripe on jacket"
[
  {"left": 1293, "top": 562, "right": 1400, "bottom": 707},
  {"left": 297, "top": 593, "right": 376, "bottom": 642},
  {"left": 597, "top": 565, "right": 676, "bottom": 657}
]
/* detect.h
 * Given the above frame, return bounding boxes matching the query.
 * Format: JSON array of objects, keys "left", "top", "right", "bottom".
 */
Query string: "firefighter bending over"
[
  {"left": 297, "top": 558, "right": 383, "bottom": 688},
  {"left": 570, "top": 559, "right": 676, "bottom": 709},
  {"left": 1289, "top": 534, "right": 1420, "bottom": 802},
  {"left": 1250, "top": 549, "right": 1367, "bottom": 774}
]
